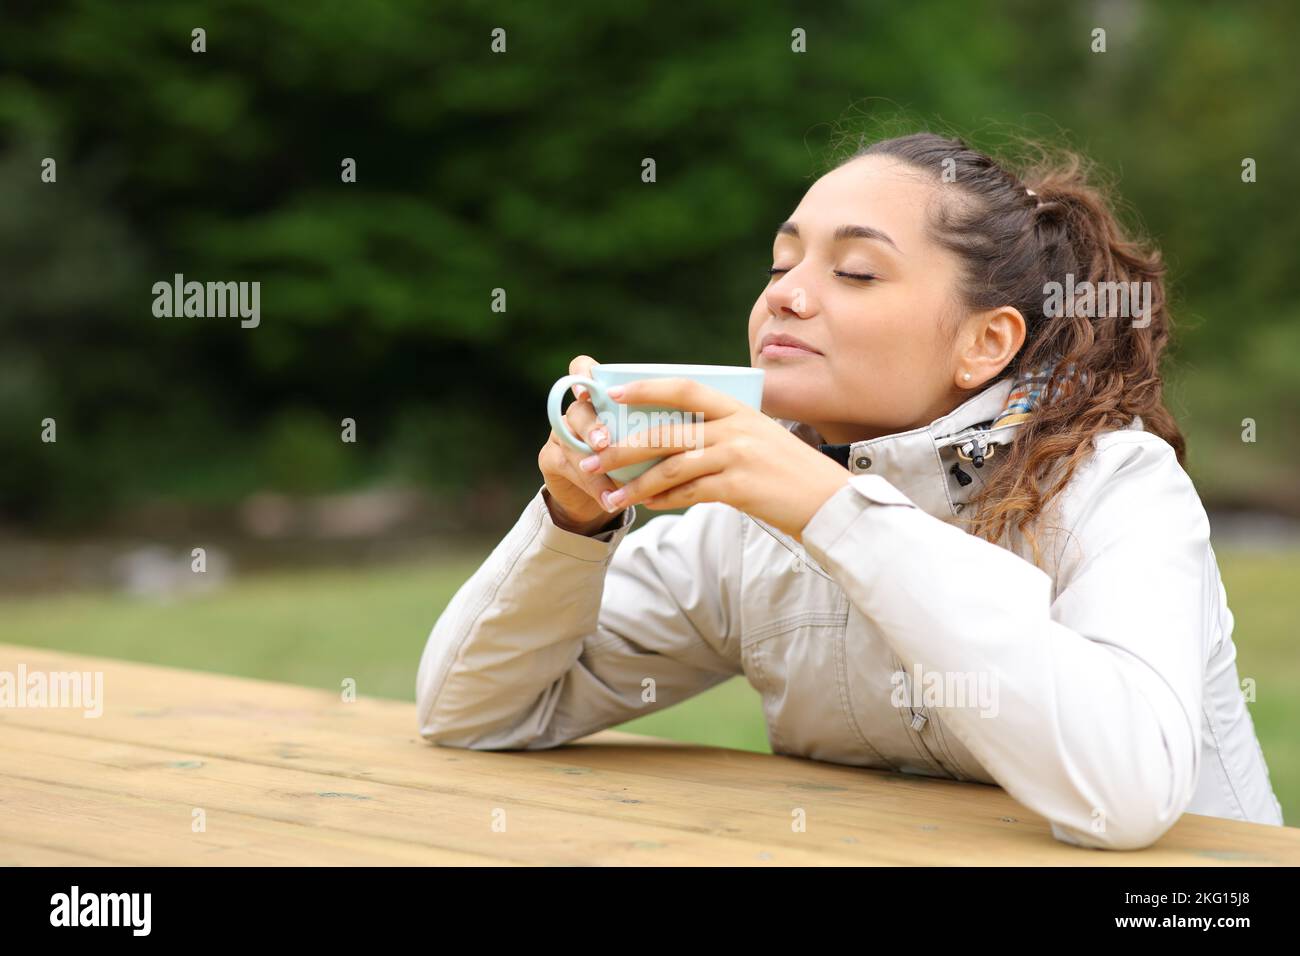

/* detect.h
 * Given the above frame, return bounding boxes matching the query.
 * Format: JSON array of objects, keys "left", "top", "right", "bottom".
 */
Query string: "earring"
[{"left": 962, "top": 372, "right": 972, "bottom": 382}]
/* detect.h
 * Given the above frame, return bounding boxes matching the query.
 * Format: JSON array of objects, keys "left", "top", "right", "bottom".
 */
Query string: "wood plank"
[
  {"left": 0, "top": 727, "right": 862, "bottom": 866},
  {"left": 0, "top": 776, "right": 503, "bottom": 866}
]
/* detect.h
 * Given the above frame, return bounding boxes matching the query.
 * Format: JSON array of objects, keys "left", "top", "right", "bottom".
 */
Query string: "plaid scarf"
[{"left": 988, "top": 358, "right": 1087, "bottom": 430}]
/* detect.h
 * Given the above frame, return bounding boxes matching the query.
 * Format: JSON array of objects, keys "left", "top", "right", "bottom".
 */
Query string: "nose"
[{"left": 765, "top": 268, "right": 817, "bottom": 320}]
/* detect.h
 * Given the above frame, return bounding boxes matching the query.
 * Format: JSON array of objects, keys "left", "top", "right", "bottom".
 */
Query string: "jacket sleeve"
[
  {"left": 416, "top": 483, "right": 742, "bottom": 750},
  {"left": 799, "top": 432, "right": 1208, "bottom": 850}
]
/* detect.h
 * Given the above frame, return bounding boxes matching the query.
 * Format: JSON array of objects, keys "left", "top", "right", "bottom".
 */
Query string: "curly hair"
[{"left": 832, "top": 129, "right": 1185, "bottom": 568}]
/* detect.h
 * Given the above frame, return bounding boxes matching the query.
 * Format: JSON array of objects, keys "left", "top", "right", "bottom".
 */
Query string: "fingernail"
[
  {"left": 573, "top": 385, "right": 587, "bottom": 400},
  {"left": 579, "top": 454, "right": 601, "bottom": 472},
  {"left": 603, "top": 488, "right": 627, "bottom": 508},
  {"left": 607, "top": 385, "right": 625, "bottom": 399},
  {"left": 589, "top": 427, "right": 607, "bottom": 448}
]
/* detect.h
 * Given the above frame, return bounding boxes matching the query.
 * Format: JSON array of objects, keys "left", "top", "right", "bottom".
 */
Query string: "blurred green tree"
[{"left": 1, "top": 0, "right": 1296, "bottom": 526}]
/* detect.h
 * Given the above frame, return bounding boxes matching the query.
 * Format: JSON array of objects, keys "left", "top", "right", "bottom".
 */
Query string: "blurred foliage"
[{"left": 1, "top": 0, "right": 1297, "bottom": 527}]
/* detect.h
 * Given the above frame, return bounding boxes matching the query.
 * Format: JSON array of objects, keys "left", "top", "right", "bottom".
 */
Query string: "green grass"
[
  {"left": 0, "top": 549, "right": 773, "bottom": 753},
  {"left": 1, "top": 545, "right": 1294, "bottom": 824},
  {"left": 1215, "top": 548, "right": 1300, "bottom": 827}
]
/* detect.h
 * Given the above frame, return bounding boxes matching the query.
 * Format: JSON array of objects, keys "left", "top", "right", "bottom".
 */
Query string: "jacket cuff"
[
  {"left": 535, "top": 485, "right": 637, "bottom": 561},
  {"left": 801, "top": 474, "right": 918, "bottom": 552}
]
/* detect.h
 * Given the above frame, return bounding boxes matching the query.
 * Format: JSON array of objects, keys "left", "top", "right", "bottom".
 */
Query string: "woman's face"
[{"left": 748, "top": 155, "right": 1001, "bottom": 444}]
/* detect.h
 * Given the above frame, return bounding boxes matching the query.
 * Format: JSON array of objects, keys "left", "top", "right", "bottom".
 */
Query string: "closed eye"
[{"left": 767, "top": 266, "right": 876, "bottom": 281}]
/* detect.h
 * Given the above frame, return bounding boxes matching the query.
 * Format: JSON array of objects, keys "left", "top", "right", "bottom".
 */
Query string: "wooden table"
[{"left": 1, "top": 644, "right": 1296, "bottom": 866}]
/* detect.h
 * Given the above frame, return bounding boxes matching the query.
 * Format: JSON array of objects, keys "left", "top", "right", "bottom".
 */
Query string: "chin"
[
  {"left": 758, "top": 366, "right": 824, "bottom": 419},
  {"left": 760, "top": 393, "right": 810, "bottom": 424}
]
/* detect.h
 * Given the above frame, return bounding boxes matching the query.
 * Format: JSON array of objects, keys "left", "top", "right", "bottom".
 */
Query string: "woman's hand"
[
  {"left": 536, "top": 354, "right": 627, "bottom": 535},
  {"left": 575, "top": 377, "right": 851, "bottom": 541}
]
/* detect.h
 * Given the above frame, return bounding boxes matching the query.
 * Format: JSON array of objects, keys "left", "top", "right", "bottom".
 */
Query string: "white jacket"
[{"left": 416, "top": 376, "right": 1284, "bottom": 850}]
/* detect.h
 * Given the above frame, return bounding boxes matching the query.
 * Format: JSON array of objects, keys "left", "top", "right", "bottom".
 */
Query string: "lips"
[{"left": 759, "top": 332, "right": 823, "bottom": 355}]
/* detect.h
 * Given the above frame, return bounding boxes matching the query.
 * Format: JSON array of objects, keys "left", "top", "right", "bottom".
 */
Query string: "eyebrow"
[{"left": 776, "top": 220, "right": 901, "bottom": 253}]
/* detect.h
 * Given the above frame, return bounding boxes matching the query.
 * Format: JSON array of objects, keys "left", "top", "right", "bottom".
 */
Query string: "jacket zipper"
[
  {"left": 892, "top": 652, "right": 951, "bottom": 775},
  {"left": 896, "top": 655, "right": 931, "bottom": 731}
]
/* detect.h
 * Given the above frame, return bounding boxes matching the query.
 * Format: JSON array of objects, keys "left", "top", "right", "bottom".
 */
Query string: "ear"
[{"left": 955, "top": 305, "right": 1026, "bottom": 388}]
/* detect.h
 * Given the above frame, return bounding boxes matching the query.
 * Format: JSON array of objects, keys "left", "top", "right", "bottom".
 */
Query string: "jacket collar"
[{"left": 750, "top": 377, "right": 1026, "bottom": 562}]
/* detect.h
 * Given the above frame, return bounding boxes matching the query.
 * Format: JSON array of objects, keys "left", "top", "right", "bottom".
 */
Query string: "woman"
[{"left": 416, "top": 131, "right": 1284, "bottom": 850}]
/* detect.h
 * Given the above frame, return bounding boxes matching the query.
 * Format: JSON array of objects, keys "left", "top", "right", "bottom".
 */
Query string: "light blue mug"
[{"left": 547, "top": 363, "right": 765, "bottom": 483}]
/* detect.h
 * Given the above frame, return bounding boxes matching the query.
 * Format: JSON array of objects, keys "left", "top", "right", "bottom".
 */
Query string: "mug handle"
[{"left": 547, "top": 374, "right": 607, "bottom": 455}]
